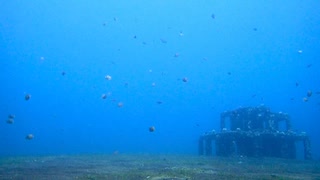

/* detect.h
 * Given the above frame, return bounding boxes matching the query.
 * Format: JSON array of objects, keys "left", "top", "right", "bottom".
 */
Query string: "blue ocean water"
[{"left": 0, "top": 1, "right": 319, "bottom": 159}]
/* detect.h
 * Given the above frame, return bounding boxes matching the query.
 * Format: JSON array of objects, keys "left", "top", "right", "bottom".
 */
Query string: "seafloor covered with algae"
[{"left": 0, "top": 154, "right": 319, "bottom": 180}]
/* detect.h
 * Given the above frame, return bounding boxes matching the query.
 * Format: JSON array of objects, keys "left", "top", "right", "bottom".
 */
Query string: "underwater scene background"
[{"left": 1, "top": 0, "right": 319, "bottom": 160}]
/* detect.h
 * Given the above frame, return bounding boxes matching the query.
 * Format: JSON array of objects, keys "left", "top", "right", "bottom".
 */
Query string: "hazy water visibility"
[{"left": 0, "top": 1, "right": 319, "bottom": 159}]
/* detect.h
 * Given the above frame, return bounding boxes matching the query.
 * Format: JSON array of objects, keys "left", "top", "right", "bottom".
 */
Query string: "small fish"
[
  {"left": 101, "top": 94, "right": 107, "bottom": 99},
  {"left": 25, "top": 134, "right": 34, "bottom": 140},
  {"left": 105, "top": 75, "right": 112, "bottom": 80},
  {"left": 182, "top": 77, "right": 188, "bottom": 82},
  {"left": 25, "top": 94, "right": 31, "bottom": 101},
  {"left": 8, "top": 114, "right": 15, "bottom": 119},
  {"left": 149, "top": 126, "right": 155, "bottom": 132},
  {"left": 160, "top": 38, "right": 167, "bottom": 43},
  {"left": 307, "top": 90, "right": 312, "bottom": 97},
  {"left": 6, "top": 118, "right": 14, "bottom": 124}
]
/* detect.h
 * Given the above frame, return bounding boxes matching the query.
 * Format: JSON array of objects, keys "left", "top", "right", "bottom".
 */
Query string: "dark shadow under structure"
[{"left": 199, "top": 106, "right": 312, "bottom": 160}]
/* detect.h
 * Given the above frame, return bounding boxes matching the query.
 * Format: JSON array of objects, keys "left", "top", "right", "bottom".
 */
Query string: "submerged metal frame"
[{"left": 199, "top": 106, "right": 312, "bottom": 160}]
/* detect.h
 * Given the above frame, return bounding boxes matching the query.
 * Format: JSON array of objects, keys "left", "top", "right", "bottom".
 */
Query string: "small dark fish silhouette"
[
  {"left": 307, "top": 90, "right": 312, "bottom": 97},
  {"left": 156, "top": 101, "right": 163, "bottom": 104},
  {"left": 8, "top": 114, "right": 15, "bottom": 119},
  {"left": 6, "top": 118, "right": 14, "bottom": 124},
  {"left": 211, "top": 13, "right": 215, "bottom": 19},
  {"left": 101, "top": 94, "right": 107, "bottom": 99},
  {"left": 182, "top": 77, "right": 188, "bottom": 82},
  {"left": 25, "top": 94, "right": 31, "bottom": 101},
  {"left": 160, "top": 38, "right": 167, "bottom": 43},
  {"left": 149, "top": 126, "right": 155, "bottom": 132},
  {"left": 25, "top": 134, "right": 34, "bottom": 140}
]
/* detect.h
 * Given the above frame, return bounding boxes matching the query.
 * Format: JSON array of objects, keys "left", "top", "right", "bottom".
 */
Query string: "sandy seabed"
[{"left": 0, "top": 154, "right": 319, "bottom": 180}]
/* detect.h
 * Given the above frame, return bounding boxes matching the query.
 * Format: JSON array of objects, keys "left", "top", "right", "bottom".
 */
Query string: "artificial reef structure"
[{"left": 198, "top": 106, "right": 312, "bottom": 160}]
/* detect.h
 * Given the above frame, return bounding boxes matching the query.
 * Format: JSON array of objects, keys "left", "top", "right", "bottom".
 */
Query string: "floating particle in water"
[
  {"left": 133, "top": 35, "right": 137, "bottom": 39},
  {"left": 297, "top": 50, "right": 303, "bottom": 54},
  {"left": 307, "top": 90, "right": 312, "bottom": 97},
  {"left": 182, "top": 77, "right": 188, "bottom": 82},
  {"left": 174, "top": 53, "right": 179, "bottom": 58},
  {"left": 295, "top": 82, "right": 299, "bottom": 87},
  {"left": 25, "top": 134, "right": 34, "bottom": 140},
  {"left": 61, "top": 71, "right": 66, "bottom": 76},
  {"left": 151, "top": 82, "right": 156, "bottom": 87},
  {"left": 253, "top": 27, "right": 258, "bottom": 31},
  {"left": 105, "top": 75, "right": 112, "bottom": 80},
  {"left": 6, "top": 118, "right": 14, "bottom": 124},
  {"left": 306, "top": 64, "right": 312, "bottom": 68},
  {"left": 149, "top": 126, "right": 155, "bottom": 132},
  {"left": 179, "top": 31, "right": 184, "bottom": 36},
  {"left": 303, "top": 97, "right": 308, "bottom": 102},
  {"left": 101, "top": 94, "right": 107, "bottom": 99},
  {"left": 211, "top": 13, "right": 215, "bottom": 19},
  {"left": 25, "top": 94, "right": 31, "bottom": 101},
  {"left": 117, "top": 102, "right": 123, "bottom": 107},
  {"left": 227, "top": 72, "right": 231, "bottom": 75}
]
